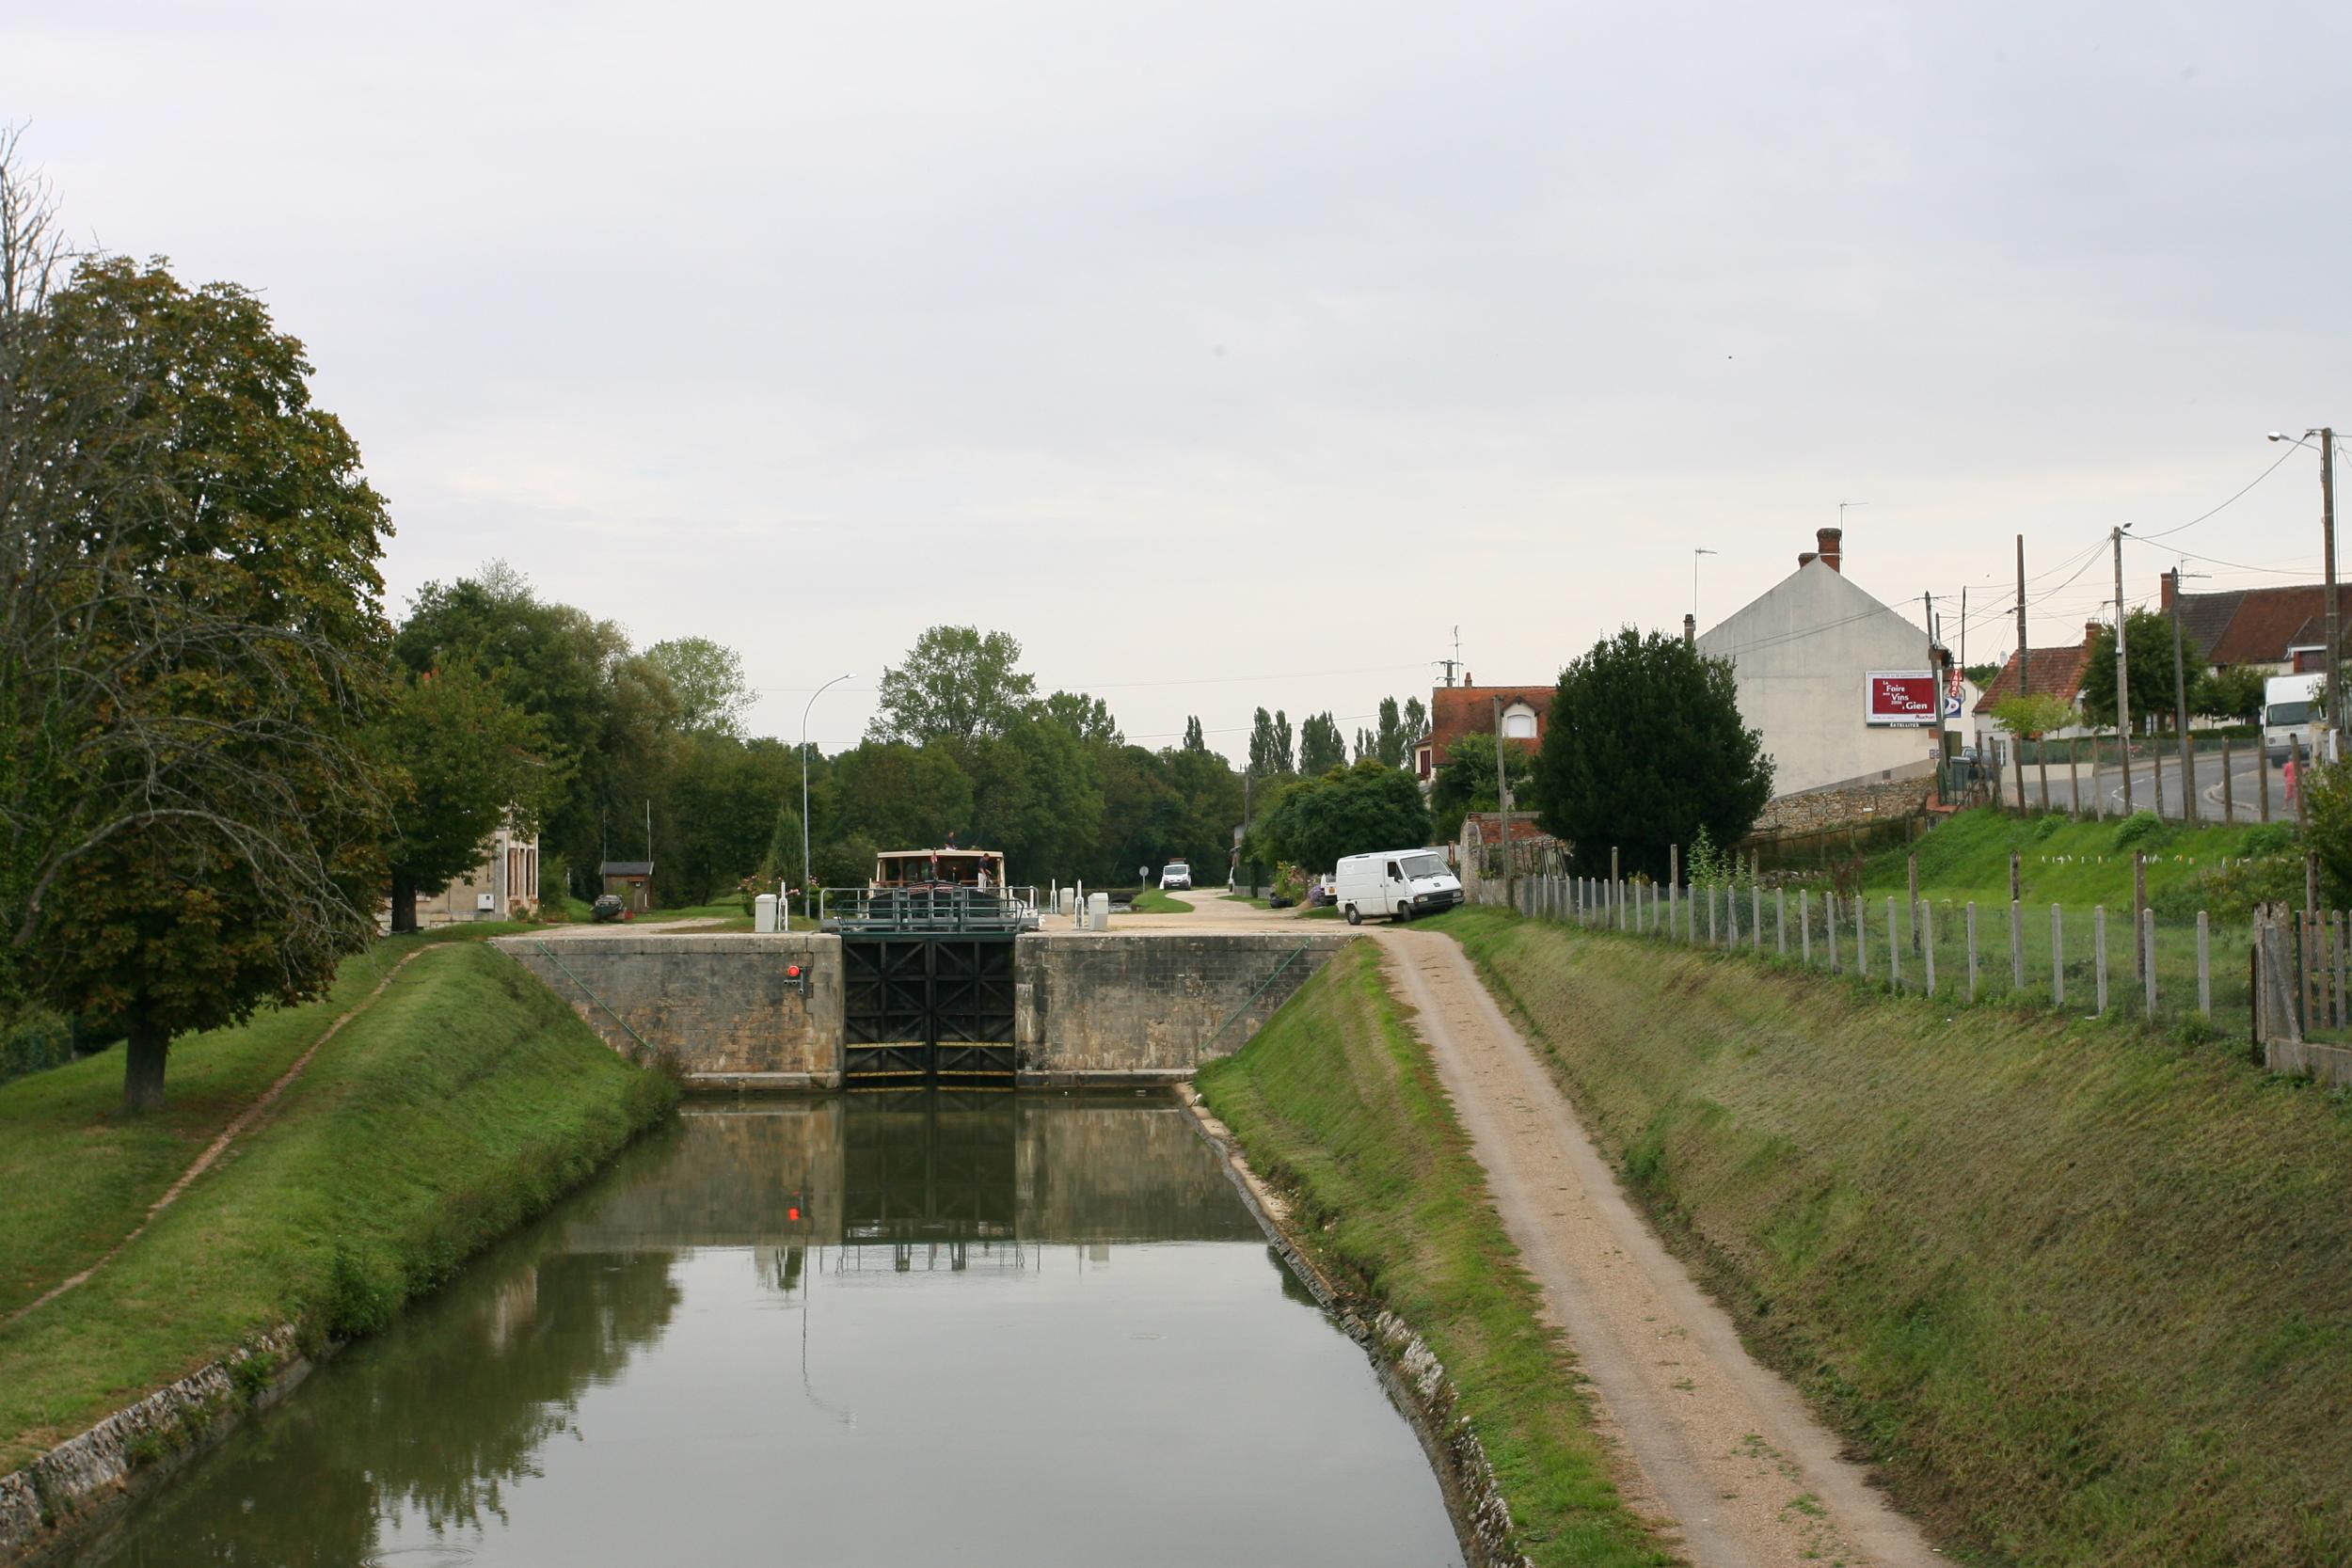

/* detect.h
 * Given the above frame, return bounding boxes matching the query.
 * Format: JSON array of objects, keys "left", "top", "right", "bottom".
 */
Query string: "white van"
[
  {"left": 2264, "top": 673, "right": 2328, "bottom": 762},
  {"left": 1335, "top": 849, "right": 1462, "bottom": 926}
]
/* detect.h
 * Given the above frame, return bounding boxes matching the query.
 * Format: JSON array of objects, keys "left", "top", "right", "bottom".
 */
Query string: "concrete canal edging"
[
  {"left": 498, "top": 930, "right": 1355, "bottom": 1088},
  {"left": 1176, "top": 1084, "right": 1529, "bottom": 1568}
]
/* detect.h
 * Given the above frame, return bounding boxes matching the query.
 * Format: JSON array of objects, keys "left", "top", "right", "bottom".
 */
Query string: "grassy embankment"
[
  {"left": 1197, "top": 944, "right": 1673, "bottom": 1568},
  {"left": 1424, "top": 903, "right": 2352, "bottom": 1567},
  {"left": 0, "top": 935, "right": 675, "bottom": 1473},
  {"left": 1128, "top": 888, "right": 1195, "bottom": 914},
  {"left": 1832, "top": 806, "right": 2305, "bottom": 1036}
]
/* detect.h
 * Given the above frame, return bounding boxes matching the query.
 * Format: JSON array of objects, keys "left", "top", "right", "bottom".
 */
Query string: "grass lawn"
[
  {"left": 1197, "top": 944, "right": 1673, "bottom": 1568},
  {"left": 1424, "top": 903, "right": 2352, "bottom": 1567},
  {"left": 1862, "top": 806, "right": 2289, "bottom": 908},
  {"left": 0, "top": 925, "right": 537, "bottom": 1323},
  {"left": 1129, "top": 888, "right": 1195, "bottom": 913},
  {"left": 0, "top": 941, "right": 674, "bottom": 1472}
]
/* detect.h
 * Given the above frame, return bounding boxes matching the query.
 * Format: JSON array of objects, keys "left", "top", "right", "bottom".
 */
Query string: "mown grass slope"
[
  {"left": 1861, "top": 805, "right": 2288, "bottom": 907},
  {"left": 1197, "top": 942, "right": 1673, "bottom": 1568},
  {"left": 1427, "top": 904, "right": 2352, "bottom": 1567},
  {"left": 0, "top": 941, "right": 675, "bottom": 1471}
]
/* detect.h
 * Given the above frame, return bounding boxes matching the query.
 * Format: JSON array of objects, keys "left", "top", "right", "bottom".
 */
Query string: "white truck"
[
  {"left": 1335, "top": 849, "right": 1462, "bottom": 926},
  {"left": 2264, "top": 673, "right": 2328, "bottom": 763}
]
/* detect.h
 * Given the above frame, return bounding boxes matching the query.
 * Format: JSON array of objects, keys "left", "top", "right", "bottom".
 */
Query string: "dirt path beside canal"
[{"left": 1370, "top": 925, "right": 1941, "bottom": 1568}]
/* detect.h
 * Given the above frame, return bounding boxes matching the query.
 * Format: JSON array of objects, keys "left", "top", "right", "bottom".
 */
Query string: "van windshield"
[
  {"left": 2269, "top": 701, "right": 2317, "bottom": 726},
  {"left": 1400, "top": 853, "right": 1448, "bottom": 879}
]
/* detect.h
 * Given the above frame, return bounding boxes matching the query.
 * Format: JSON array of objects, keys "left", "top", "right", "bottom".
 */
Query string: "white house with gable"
[{"left": 1695, "top": 528, "right": 1957, "bottom": 801}]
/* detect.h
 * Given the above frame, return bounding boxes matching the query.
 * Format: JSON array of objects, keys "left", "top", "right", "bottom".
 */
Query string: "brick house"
[
  {"left": 1970, "top": 623, "right": 2103, "bottom": 744},
  {"left": 410, "top": 819, "right": 540, "bottom": 927},
  {"left": 1413, "top": 679, "right": 1553, "bottom": 784}
]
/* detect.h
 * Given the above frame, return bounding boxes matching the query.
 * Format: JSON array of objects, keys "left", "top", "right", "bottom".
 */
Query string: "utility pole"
[
  {"left": 2114, "top": 525, "right": 2134, "bottom": 815},
  {"left": 2325, "top": 428, "right": 2339, "bottom": 758},
  {"left": 1437, "top": 626, "right": 1463, "bottom": 689},
  {"left": 1493, "top": 695, "right": 1513, "bottom": 911},
  {"left": 2015, "top": 535, "right": 2029, "bottom": 710},
  {"left": 1924, "top": 592, "right": 1943, "bottom": 796},
  {"left": 2170, "top": 568, "right": 2194, "bottom": 821}
]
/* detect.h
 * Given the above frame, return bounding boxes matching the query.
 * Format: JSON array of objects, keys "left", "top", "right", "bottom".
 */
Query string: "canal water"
[{"left": 84, "top": 1094, "right": 1463, "bottom": 1567}]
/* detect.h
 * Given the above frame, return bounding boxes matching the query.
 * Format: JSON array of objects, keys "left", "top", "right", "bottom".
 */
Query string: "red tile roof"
[
  {"left": 1973, "top": 630, "right": 2096, "bottom": 716},
  {"left": 2201, "top": 584, "right": 2331, "bottom": 667},
  {"left": 1424, "top": 683, "right": 1553, "bottom": 772}
]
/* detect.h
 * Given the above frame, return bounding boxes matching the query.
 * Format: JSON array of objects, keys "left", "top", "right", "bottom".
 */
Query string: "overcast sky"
[{"left": 8, "top": 1, "right": 2350, "bottom": 751}]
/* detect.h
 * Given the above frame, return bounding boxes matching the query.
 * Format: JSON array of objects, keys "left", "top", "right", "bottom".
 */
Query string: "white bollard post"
[
  {"left": 1089, "top": 891, "right": 1112, "bottom": 931},
  {"left": 755, "top": 893, "right": 779, "bottom": 934}
]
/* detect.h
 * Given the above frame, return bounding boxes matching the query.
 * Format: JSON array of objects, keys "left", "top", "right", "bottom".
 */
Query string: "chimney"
[
  {"left": 1815, "top": 527, "right": 1843, "bottom": 573},
  {"left": 1463, "top": 671, "right": 1473, "bottom": 689},
  {"left": 1683, "top": 612, "right": 1695, "bottom": 647},
  {"left": 2160, "top": 571, "right": 2175, "bottom": 610},
  {"left": 1798, "top": 551, "right": 1818, "bottom": 568},
  {"left": 2085, "top": 621, "right": 2101, "bottom": 647}
]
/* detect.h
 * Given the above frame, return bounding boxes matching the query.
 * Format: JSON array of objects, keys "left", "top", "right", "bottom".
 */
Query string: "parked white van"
[
  {"left": 2265, "top": 673, "right": 2328, "bottom": 763},
  {"left": 1335, "top": 849, "right": 1462, "bottom": 926}
]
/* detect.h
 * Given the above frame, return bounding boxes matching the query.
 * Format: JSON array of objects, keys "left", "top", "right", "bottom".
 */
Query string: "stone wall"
[
  {"left": 497, "top": 934, "right": 842, "bottom": 1089},
  {"left": 1015, "top": 932, "right": 1353, "bottom": 1080},
  {"left": 1750, "top": 774, "right": 1933, "bottom": 838}
]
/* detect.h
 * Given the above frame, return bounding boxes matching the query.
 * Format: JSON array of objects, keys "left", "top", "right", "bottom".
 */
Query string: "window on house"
[{"left": 1502, "top": 705, "right": 1537, "bottom": 739}]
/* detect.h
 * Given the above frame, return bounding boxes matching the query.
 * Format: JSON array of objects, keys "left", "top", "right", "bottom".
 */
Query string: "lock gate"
[{"left": 840, "top": 934, "right": 1018, "bottom": 1083}]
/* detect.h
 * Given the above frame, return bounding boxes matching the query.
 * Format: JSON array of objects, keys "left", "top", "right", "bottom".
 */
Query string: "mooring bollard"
[
  {"left": 1966, "top": 901, "right": 1979, "bottom": 1001},
  {"left": 2051, "top": 904, "right": 2064, "bottom": 1006},
  {"left": 2197, "top": 910, "right": 2212, "bottom": 1018},
  {"left": 2094, "top": 905, "right": 2108, "bottom": 1013}
]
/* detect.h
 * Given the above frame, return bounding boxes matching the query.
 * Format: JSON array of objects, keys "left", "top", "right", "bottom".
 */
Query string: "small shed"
[{"left": 599, "top": 860, "right": 654, "bottom": 912}]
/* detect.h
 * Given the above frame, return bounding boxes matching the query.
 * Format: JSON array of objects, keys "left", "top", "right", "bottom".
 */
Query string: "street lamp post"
[{"left": 802, "top": 673, "right": 855, "bottom": 921}]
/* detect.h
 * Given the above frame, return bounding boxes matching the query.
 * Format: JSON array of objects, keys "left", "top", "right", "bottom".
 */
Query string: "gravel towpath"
[{"left": 1371, "top": 924, "right": 1941, "bottom": 1568}]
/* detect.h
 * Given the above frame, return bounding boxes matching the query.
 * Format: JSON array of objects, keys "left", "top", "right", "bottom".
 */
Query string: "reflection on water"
[{"left": 86, "top": 1093, "right": 1461, "bottom": 1568}]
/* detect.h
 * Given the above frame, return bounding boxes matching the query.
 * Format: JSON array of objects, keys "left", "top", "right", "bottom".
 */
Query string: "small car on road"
[{"left": 1160, "top": 862, "right": 1193, "bottom": 890}]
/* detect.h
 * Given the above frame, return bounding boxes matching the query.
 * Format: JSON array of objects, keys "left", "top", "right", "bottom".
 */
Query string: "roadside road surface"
[{"left": 1371, "top": 925, "right": 1940, "bottom": 1568}]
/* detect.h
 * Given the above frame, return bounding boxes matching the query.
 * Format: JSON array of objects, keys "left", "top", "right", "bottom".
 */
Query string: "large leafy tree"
[
  {"left": 870, "top": 626, "right": 1037, "bottom": 746},
  {"left": 1248, "top": 760, "right": 1430, "bottom": 873},
  {"left": 966, "top": 718, "right": 1104, "bottom": 885},
  {"left": 830, "top": 741, "right": 974, "bottom": 849},
  {"left": 1038, "top": 690, "right": 1121, "bottom": 746},
  {"left": 380, "top": 664, "right": 549, "bottom": 932},
  {"left": 1532, "top": 627, "right": 1772, "bottom": 882},
  {"left": 4, "top": 241, "right": 395, "bottom": 1110},
  {"left": 1296, "top": 712, "right": 1346, "bottom": 775},
  {"left": 2197, "top": 664, "right": 2265, "bottom": 725},
  {"left": 2078, "top": 610, "right": 2190, "bottom": 732},
  {"left": 644, "top": 636, "right": 754, "bottom": 738},
  {"left": 1182, "top": 716, "right": 1207, "bottom": 752},
  {"left": 1247, "top": 707, "right": 1294, "bottom": 777}
]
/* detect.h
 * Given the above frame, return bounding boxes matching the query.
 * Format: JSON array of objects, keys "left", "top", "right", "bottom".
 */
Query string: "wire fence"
[{"left": 1464, "top": 868, "right": 2352, "bottom": 1046}]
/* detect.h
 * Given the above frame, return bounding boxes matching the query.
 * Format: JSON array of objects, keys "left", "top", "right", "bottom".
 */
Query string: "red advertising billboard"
[{"left": 1865, "top": 671, "right": 1939, "bottom": 726}]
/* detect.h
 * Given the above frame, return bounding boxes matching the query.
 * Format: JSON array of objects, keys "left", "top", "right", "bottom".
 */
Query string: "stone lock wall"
[
  {"left": 498, "top": 934, "right": 843, "bottom": 1090},
  {"left": 1014, "top": 932, "right": 1352, "bottom": 1080}
]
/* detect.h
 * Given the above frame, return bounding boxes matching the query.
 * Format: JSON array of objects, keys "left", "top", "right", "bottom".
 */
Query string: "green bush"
[
  {"left": 2113, "top": 810, "right": 2166, "bottom": 848},
  {"left": 1, "top": 1008, "right": 75, "bottom": 1084}
]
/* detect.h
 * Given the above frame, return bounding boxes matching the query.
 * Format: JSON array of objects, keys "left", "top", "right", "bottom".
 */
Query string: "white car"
[{"left": 1160, "top": 862, "right": 1193, "bottom": 890}]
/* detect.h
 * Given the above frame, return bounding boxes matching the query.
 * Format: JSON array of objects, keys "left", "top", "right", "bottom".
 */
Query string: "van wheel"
[
  {"left": 1344, "top": 905, "right": 1361, "bottom": 926},
  {"left": 1396, "top": 903, "right": 1413, "bottom": 923}
]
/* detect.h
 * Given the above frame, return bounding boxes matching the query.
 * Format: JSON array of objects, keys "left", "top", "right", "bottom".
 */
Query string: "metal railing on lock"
[{"left": 818, "top": 885, "right": 1042, "bottom": 935}]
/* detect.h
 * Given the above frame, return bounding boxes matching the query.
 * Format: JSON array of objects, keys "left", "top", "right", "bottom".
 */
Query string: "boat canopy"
[{"left": 872, "top": 847, "right": 1007, "bottom": 888}]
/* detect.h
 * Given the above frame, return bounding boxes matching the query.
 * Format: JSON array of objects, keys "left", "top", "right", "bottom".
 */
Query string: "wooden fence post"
[
  {"left": 1727, "top": 882, "right": 1740, "bottom": 946},
  {"left": 1708, "top": 884, "right": 1717, "bottom": 946},
  {"left": 1801, "top": 890, "right": 1812, "bottom": 966},
  {"left": 1828, "top": 892, "right": 1840, "bottom": 974},
  {"left": 2133, "top": 854, "right": 2148, "bottom": 983},
  {"left": 2094, "top": 905, "right": 2108, "bottom": 1013},
  {"left": 1855, "top": 892, "right": 1868, "bottom": 977},
  {"left": 2221, "top": 736, "right": 2234, "bottom": 821},
  {"left": 1923, "top": 900, "right": 1937, "bottom": 994},
  {"left": 1966, "top": 901, "right": 1979, "bottom": 1000},
  {"left": 1752, "top": 885, "right": 1762, "bottom": 953},
  {"left": 1887, "top": 895, "right": 1900, "bottom": 988},
  {"left": 2069, "top": 738, "right": 2081, "bottom": 817},
  {"left": 2143, "top": 910, "right": 2158, "bottom": 1015},
  {"left": 1907, "top": 854, "right": 1920, "bottom": 953},
  {"left": 1776, "top": 888, "right": 1788, "bottom": 958},
  {"left": 2010, "top": 899, "right": 2025, "bottom": 991},
  {"left": 2196, "top": 911, "right": 2211, "bottom": 1018},
  {"left": 2093, "top": 734, "right": 2106, "bottom": 821},
  {"left": 2260, "top": 741, "right": 2273, "bottom": 823},
  {"left": 2052, "top": 904, "right": 2065, "bottom": 1006}
]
